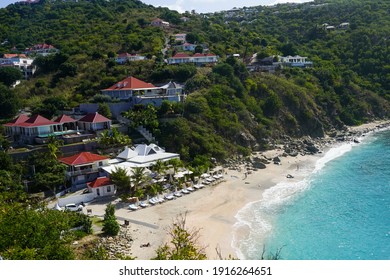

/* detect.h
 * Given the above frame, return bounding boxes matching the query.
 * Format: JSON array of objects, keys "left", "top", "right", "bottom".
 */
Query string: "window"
[
  {"left": 99, "top": 161, "right": 103, "bottom": 166},
  {"left": 107, "top": 185, "right": 111, "bottom": 192}
]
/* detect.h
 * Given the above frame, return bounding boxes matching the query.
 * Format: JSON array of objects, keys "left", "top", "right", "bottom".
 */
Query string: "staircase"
[{"left": 137, "top": 126, "right": 157, "bottom": 143}]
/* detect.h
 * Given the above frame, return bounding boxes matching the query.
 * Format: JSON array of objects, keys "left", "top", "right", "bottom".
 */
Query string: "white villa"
[
  {"left": 278, "top": 55, "right": 313, "bottom": 68},
  {"left": 0, "top": 54, "right": 36, "bottom": 79},
  {"left": 167, "top": 53, "right": 218, "bottom": 65},
  {"left": 108, "top": 144, "right": 180, "bottom": 168}
]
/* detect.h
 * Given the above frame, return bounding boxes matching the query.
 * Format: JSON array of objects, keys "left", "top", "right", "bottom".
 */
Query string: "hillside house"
[
  {"left": 77, "top": 112, "right": 112, "bottom": 132},
  {"left": 247, "top": 54, "right": 281, "bottom": 73},
  {"left": 0, "top": 54, "right": 36, "bottom": 79},
  {"left": 101, "top": 76, "right": 184, "bottom": 106},
  {"left": 279, "top": 55, "right": 313, "bottom": 68},
  {"left": 176, "top": 42, "right": 197, "bottom": 52},
  {"left": 167, "top": 53, "right": 218, "bottom": 66},
  {"left": 151, "top": 18, "right": 170, "bottom": 27},
  {"left": 101, "top": 76, "right": 159, "bottom": 100},
  {"left": 174, "top": 33, "right": 187, "bottom": 42},
  {"left": 115, "top": 53, "right": 146, "bottom": 64},
  {"left": 4, "top": 113, "right": 110, "bottom": 144},
  {"left": 24, "top": 43, "right": 59, "bottom": 56},
  {"left": 59, "top": 152, "right": 109, "bottom": 191}
]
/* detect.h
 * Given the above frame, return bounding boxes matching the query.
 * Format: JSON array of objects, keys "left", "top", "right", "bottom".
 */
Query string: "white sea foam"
[{"left": 232, "top": 140, "right": 369, "bottom": 259}]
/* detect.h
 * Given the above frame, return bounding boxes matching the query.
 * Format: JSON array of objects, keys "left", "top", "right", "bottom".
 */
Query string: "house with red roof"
[
  {"left": 167, "top": 52, "right": 218, "bottom": 65},
  {"left": 100, "top": 76, "right": 185, "bottom": 106},
  {"left": 4, "top": 114, "right": 62, "bottom": 143},
  {"left": 4, "top": 112, "right": 109, "bottom": 144},
  {"left": 151, "top": 18, "right": 170, "bottom": 27},
  {"left": 59, "top": 152, "right": 109, "bottom": 190},
  {"left": 87, "top": 176, "right": 116, "bottom": 197},
  {"left": 101, "top": 76, "right": 159, "bottom": 101},
  {"left": 24, "top": 43, "right": 59, "bottom": 56},
  {"left": 77, "top": 112, "right": 112, "bottom": 132}
]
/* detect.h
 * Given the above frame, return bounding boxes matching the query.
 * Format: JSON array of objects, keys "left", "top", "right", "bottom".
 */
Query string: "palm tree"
[
  {"left": 47, "top": 135, "right": 63, "bottom": 159},
  {"left": 110, "top": 166, "right": 131, "bottom": 194},
  {"left": 131, "top": 167, "right": 148, "bottom": 195},
  {"left": 152, "top": 160, "right": 167, "bottom": 178}
]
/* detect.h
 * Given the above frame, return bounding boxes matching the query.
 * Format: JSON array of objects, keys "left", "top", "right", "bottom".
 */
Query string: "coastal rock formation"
[{"left": 100, "top": 225, "right": 134, "bottom": 259}]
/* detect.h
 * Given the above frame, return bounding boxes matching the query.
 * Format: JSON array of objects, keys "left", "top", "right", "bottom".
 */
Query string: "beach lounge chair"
[
  {"left": 157, "top": 196, "right": 165, "bottom": 203},
  {"left": 181, "top": 188, "right": 190, "bottom": 194},
  {"left": 139, "top": 201, "right": 149, "bottom": 208},
  {"left": 149, "top": 197, "right": 158, "bottom": 205},
  {"left": 174, "top": 191, "right": 182, "bottom": 197},
  {"left": 129, "top": 204, "right": 139, "bottom": 211},
  {"left": 187, "top": 186, "right": 195, "bottom": 192},
  {"left": 164, "top": 193, "right": 175, "bottom": 200}
]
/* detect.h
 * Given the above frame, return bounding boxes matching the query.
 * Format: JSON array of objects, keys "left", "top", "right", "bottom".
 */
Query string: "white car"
[{"left": 64, "top": 203, "right": 83, "bottom": 212}]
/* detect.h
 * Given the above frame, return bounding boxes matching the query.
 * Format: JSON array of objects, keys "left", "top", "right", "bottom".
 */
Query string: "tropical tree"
[
  {"left": 0, "top": 67, "right": 23, "bottom": 87},
  {"left": 27, "top": 151, "right": 66, "bottom": 195},
  {"left": 97, "top": 128, "right": 131, "bottom": 148},
  {"left": 153, "top": 213, "right": 207, "bottom": 260},
  {"left": 97, "top": 103, "right": 112, "bottom": 119},
  {"left": 151, "top": 160, "right": 167, "bottom": 178},
  {"left": 122, "top": 104, "right": 158, "bottom": 130},
  {"left": 130, "top": 167, "right": 148, "bottom": 195},
  {"left": 0, "top": 203, "right": 90, "bottom": 260},
  {"left": 109, "top": 167, "right": 131, "bottom": 194},
  {"left": 0, "top": 84, "right": 20, "bottom": 118},
  {"left": 47, "top": 135, "right": 64, "bottom": 159},
  {"left": 102, "top": 203, "right": 120, "bottom": 236}
]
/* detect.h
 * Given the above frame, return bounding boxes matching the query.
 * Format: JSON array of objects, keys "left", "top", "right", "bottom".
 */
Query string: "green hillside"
[{"left": 0, "top": 0, "right": 389, "bottom": 162}]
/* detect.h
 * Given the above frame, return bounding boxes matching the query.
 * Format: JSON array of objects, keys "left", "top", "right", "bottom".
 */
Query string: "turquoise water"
[{"left": 234, "top": 129, "right": 390, "bottom": 260}]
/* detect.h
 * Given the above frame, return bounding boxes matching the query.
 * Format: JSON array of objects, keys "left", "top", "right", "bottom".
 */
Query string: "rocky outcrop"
[{"left": 100, "top": 225, "right": 134, "bottom": 259}]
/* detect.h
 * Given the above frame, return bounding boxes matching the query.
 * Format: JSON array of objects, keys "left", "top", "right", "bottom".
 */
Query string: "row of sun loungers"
[{"left": 128, "top": 174, "right": 225, "bottom": 211}]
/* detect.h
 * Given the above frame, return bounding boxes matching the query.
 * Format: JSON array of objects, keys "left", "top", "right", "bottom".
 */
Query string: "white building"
[
  {"left": 87, "top": 177, "right": 116, "bottom": 198},
  {"left": 115, "top": 53, "right": 146, "bottom": 64},
  {"left": 167, "top": 53, "right": 218, "bottom": 65},
  {"left": 278, "top": 55, "right": 313, "bottom": 68},
  {"left": 0, "top": 54, "right": 36, "bottom": 79}
]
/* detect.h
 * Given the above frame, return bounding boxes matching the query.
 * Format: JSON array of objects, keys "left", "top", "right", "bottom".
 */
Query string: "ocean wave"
[{"left": 232, "top": 139, "right": 369, "bottom": 259}]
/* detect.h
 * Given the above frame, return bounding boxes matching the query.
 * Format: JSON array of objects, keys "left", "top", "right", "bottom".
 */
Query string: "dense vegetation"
[
  {"left": 0, "top": 0, "right": 388, "bottom": 161},
  {"left": 0, "top": 0, "right": 389, "bottom": 259}
]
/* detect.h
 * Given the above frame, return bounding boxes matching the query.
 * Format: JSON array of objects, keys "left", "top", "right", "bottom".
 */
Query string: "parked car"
[{"left": 64, "top": 203, "right": 83, "bottom": 212}]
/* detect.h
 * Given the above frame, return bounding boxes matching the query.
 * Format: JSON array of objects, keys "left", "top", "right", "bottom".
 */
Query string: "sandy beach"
[
  {"left": 81, "top": 120, "right": 390, "bottom": 260},
  {"left": 84, "top": 149, "right": 322, "bottom": 260}
]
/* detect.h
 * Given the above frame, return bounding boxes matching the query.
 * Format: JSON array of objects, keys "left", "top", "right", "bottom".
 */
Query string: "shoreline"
[{"left": 82, "top": 120, "right": 390, "bottom": 260}]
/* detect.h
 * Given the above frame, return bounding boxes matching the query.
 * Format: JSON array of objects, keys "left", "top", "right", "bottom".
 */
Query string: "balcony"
[{"left": 66, "top": 167, "right": 99, "bottom": 177}]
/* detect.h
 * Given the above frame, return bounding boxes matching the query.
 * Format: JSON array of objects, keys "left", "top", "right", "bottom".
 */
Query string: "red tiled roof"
[
  {"left": 17, "top": 114, "right": 57, "bottom": 127},
  {"left": 78, "top": 112, "right": 111, "bottom": 123},
  {"left": 103, "top": 76, "right": 156, "bottom": 91},
  {"left": 193, "top": 53, "right": 216, "bottom": 57},
  {"left": 172, "top": 53, "right": 191, "bottom": 58},
  {"left": 3, "top": 54, "right": 19, "bottom": 59},
  {"left": 53, "top": 114, "right": 77, "bottom": 123},
  {"left": 32, "top": 43, "right": 55, "bottom": 50},
  {"left": 87, "top": 177, "right": 112, "bottom": 188},
  {"left": 3, "top": 114, "right": 30, "bottom": 127},
  {"left": 117, "top": 52, "right": 130, "bottom": 57},
  {"left": 59, "top": 152, "right": 108, "bottom": 166}
]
